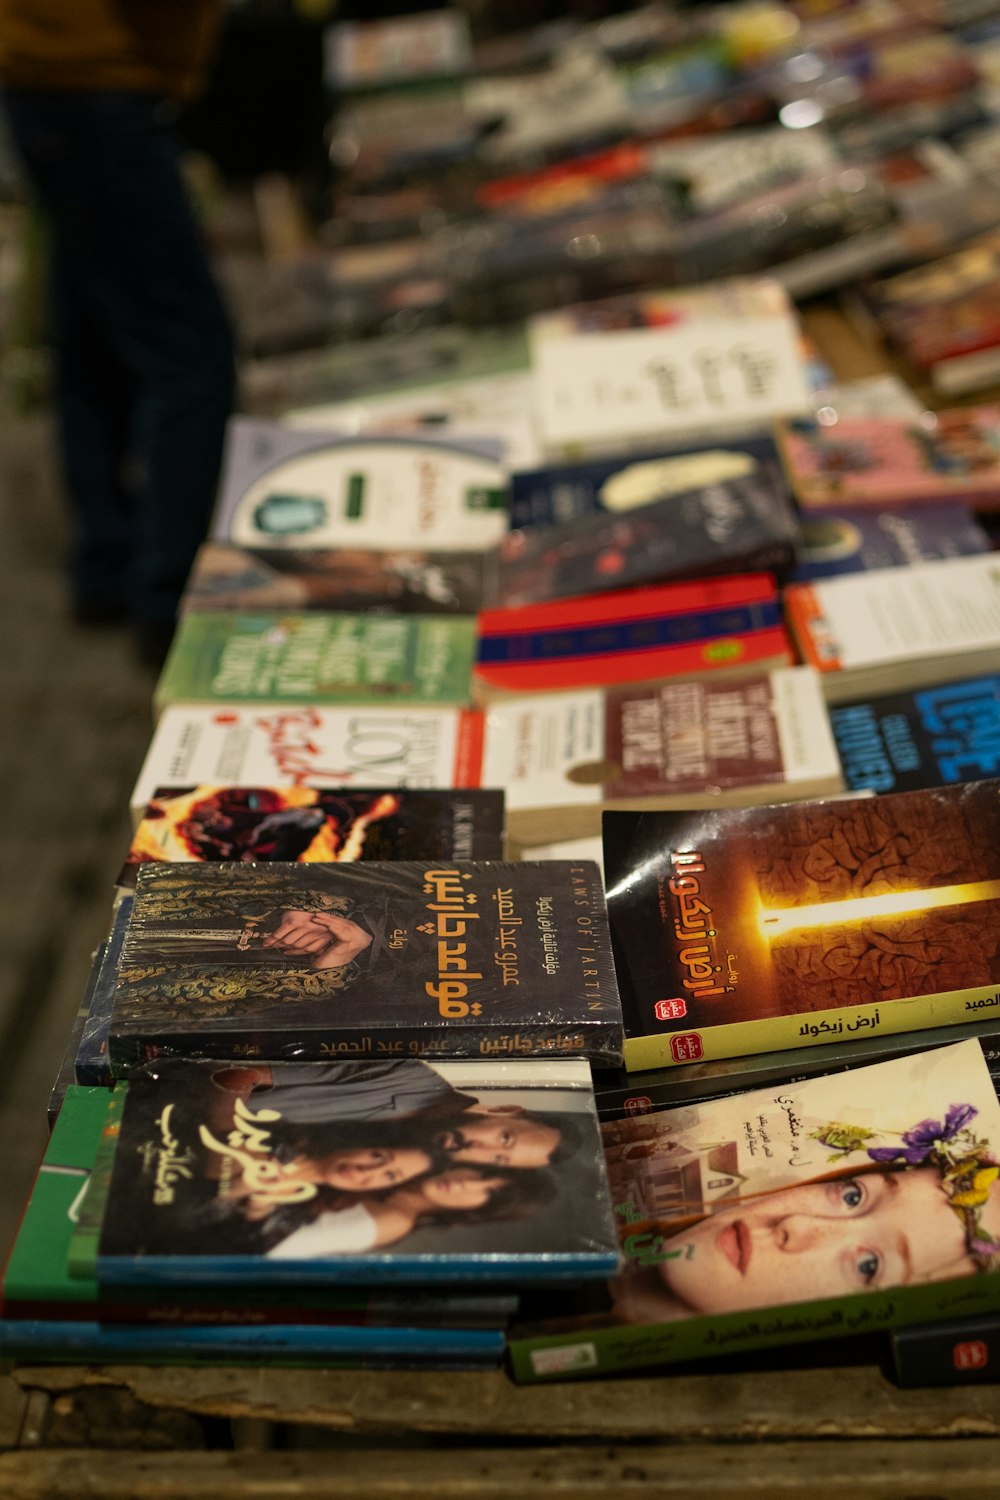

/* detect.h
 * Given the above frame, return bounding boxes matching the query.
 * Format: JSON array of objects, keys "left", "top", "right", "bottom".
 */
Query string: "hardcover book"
[
  {"left": 507, "top": 1040, "right": 1000, "bottom": 1379},
  {"left": 602, "top": 779, "right": 1000, "bottom": 1072},
  {"left": 790, "top": 501, "right": 990, "bottom": 584},
  {"left": 181, "top": 542, "right": 498, "bottom": 618},
  {"left": 775, "top": 410, "right": 1000, "bottom": 511},
  {"left": 119, "top": 787, "right": 505, "bottom": 889},
  {"left": 107, "top": 861, "right": 623, "bottom": 1069},
  {"left": 92, "top": 1058, "right": 620, "bottom": 1286},
  {"left": 495, "top": 469, "right": 802, "bottom": 609},
  {"left": 528, "top": 278, "right": 813, "bottom": 451},
  {"left": 473, "top": 575, "right": 792, "bottom": 702},
  {"left": 784, "top": 555, "right": 1000, "bottom": 702},
  {"left": 153, "top": 612, "right": 478, "bottom": 716},
  {"left": 829, "top": 675, "right": 1000, "bottom": 795},
  {"left": 481, "top": 667, "right": 843, "bottom": 848},
  {"left": 506, "top": 432, "right": 786, "bottom": 531},
  {"left": 209, "top": 419, "right": 508, "bottom": 555},
  {"left": 129, "top": 704, "right": 485, "bottom": 826}
]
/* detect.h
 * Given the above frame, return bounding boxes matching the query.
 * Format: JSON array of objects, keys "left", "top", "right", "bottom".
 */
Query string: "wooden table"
[{"left": 2, "top": 1353, "right": 999, "bottom": 1498}]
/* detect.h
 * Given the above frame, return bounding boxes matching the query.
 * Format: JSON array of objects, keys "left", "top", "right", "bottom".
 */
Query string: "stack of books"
[{"left": 7, "top": 0, "right": 1000, "bottom": 1394}]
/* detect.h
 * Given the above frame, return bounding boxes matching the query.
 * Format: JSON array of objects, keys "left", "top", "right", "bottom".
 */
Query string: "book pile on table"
[{"left": 6, "top": 0, "right": 1000, "bottom": 1390}]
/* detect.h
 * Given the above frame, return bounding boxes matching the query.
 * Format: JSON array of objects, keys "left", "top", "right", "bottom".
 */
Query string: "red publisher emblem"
[
  {"left": 670, "top": 1033, "right": 704, "bottom": 1063},
  {"left": 654, "top": 998, "right": 688, "bottom": 1022},
  {"left": 624, "top": 1096, "right": 652, "bottom": 1116},
  {"left": 953, "top": 1340, "right": 988, "bottom": 1371},
  {"left": 212, "top": 711, "right": 240, "bottom": 725}
]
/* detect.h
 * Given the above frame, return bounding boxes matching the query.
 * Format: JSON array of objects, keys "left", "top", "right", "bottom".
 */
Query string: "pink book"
[{"left": 776, "top": 408, "right": 1000, "bottom": 510}]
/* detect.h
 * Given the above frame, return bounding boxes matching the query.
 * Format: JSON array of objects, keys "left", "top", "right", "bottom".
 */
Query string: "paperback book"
[
  {"left": 829, "top": 675, "right": 1000, "bottom": 795},
  {"left": 602, "top": 779, "right": 1000, "bottom": 1072},
  {"left": 495, "top": 469, "right": 802, "bottom": 609},
  {"left": 129, "top": 704, "right": 485, "bottom": 826},
  {"left": 775, "top": 409, "right": 1000, "bottom": 510},
  {"left": 528, "top": 278, "right": 813, "bottom": 451},
  {"left": 182, "top": 542, "right": 498, "bottom": 618},
  {"left": 107, "top": 861, "right": 623, "bottom": 1069},
  {"left": 890, "top": 1314, "right": 1000, "bottom": 1387},
  {"left": 507, "top": 1040, "right": 1000, "bottom": 1379},
  {"left": 506, "top": 432, "right": 786, "bottom": 531},
  {"left": 118, "top": 786, "right": 505, "bottom": 888},
  {"left": 784, "top": 555, "right": 1000, "bottom": 703},
  {"left": 91, "top": 1058, "right": 621, "bottom": 1286},
  {"left": 482, "top": 666, "right": 843, "bottom": 848},
  {"left": 473, "top": 574, "right": 792, "bottom": 702},
  {"left": 3, "top": 1086, "right": 516, "bottom": 1336},
  {"left": 153, "top": 612, "right": 478, "bottom": 716},
  {"left": 790, "top": 501, "right": 990, "bottom": 584},
  {"left": 210, "top": 419, "right": 508, "bottom": 555}
]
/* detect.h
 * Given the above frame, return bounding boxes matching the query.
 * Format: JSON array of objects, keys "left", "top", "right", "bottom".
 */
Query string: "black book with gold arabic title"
[{"left": 108, "top": 861, "right": 623, "bottom": 1072}]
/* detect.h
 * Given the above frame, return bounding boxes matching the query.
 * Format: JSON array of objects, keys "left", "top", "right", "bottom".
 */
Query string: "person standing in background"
[{"left": 0, "top": 0, "right": 236, "bottom": 664}]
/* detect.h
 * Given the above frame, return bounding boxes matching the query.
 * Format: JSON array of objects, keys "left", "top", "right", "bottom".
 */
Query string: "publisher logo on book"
[
  {"left": 670, "top": 1032, "right": 704, "bottom": 1063},
  {"left": 654, "top": 998, "right": 688, "bottom": 1022},
  {"left": 953, "top": 1340, "right": 988, "bottom": 1372}
]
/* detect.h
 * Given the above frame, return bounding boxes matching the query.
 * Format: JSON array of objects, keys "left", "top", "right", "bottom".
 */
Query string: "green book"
[
  {"left": 66, "top": 1086, "right": 127, "bottom": 1281},
  {"left": 1, "top": 1086, "right": 113, "bottom": 1312},
  {"left": 153, "top": 612, "right": 477, "bottom": 715}
]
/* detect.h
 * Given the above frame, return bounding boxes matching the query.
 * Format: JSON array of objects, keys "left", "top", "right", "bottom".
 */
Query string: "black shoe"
[{"left": 135, "top": 622, "right": 176, "bottom": 670}]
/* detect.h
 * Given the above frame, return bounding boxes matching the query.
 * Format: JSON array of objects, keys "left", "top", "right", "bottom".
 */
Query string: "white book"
[
  {"left": 130, "top": 703, "right": 484, "bottom": 826},
  {"left": 481, "top": 666, "right": 843, "bottom": 848},
  {"left": 529, "top": 278, "right": 812, "bottom": 452},
  {"left": 786, "top": 555, "right": 1000, "bottom": 703}
]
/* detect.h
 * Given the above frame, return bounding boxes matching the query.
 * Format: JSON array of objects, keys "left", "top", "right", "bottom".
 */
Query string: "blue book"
[
  {"left": 0, "top": 1318, "right": 503, "bottom": 1367},
  {"left": 507, "top": 433, "right": 784, "bottom": 530},
  {"left": 791, "top": 501, "right": 990, "bottom": 583},
  {"left": 94, "top": 1058, "right": 621, "bottom": 1289},
  {"left": 830, "top": 675, "right": 1000, "bottom": 795}
]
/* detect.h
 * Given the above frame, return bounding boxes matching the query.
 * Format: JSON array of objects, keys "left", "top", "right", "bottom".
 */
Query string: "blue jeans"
[{"left": 3, "top": 88, "right": 235, "bottom": 627}]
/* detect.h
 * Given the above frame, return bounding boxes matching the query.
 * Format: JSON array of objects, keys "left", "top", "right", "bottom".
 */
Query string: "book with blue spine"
[{"left": 91, "top": 1057, "right": 620, "bottom": 1288}]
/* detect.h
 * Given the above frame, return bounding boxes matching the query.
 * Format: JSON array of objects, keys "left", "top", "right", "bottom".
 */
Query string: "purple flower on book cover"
[{"left": 867, "top": 1103, "right": 979, "bottom": 1165}]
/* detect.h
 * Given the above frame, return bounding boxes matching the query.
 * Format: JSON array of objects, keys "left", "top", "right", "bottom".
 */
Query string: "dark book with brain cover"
[
  {"left": 108, "top": 861, "right": 623, "bottom": 1071},
  {"left": 603, "top": 779, "right": 1000, "bottom": 1072}
]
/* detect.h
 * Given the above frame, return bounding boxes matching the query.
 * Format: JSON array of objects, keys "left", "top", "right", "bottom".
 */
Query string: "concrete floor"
[{"left": 0, "top": 399, "right": 159, "bottom": 1266}]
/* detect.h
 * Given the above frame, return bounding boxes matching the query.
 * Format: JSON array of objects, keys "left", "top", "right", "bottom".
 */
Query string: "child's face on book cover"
[
  {"left": 310, "top": 1146, "right": 432, "bottom": 1192},
  {"left": 658, "top": 1167, "right": 992, "bottom": 1315}
]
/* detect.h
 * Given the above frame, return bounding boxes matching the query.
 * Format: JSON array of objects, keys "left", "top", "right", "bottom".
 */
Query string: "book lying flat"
[
  {"left": 829, "top": 675, "right": 1000, "bottom": 796},
  {"left": 108, "top": 861, "right": 623, "bottom": 1070},
  {"left": 153, "top": 613, "right": 478, "bottom": 716},
  {"left": 129, "top": 704, "right": 486, "bottom": 826},
  {"left": 603, "top": 779, "right": 1000, "bottom": 1072},
  {"left": 91, "top": 1058, "right": 620, "bottom": 1287},
  {"left": 210, "top": 419, "right": 508, "bottom": 554},
  {"left": 508, "top": 1040, "right": 1000, "bottom": 1379},
  {"left": 482, "top": 666, "right": 843, "bottom": 849},
  {"left": 776, "top": 409, "right": 1000, "bottom": 511},
  {"left": 182, "top": 542, "right": 498, "bottom": 618},
  {"left": 784, "top": 555, "right": 1000, "bottom": 703},
  {"left": 473, "top": 574, "right": 792, "bottom": 703},
  {"left": 119, "top": 786, "right": 505, "bottom": 889}
]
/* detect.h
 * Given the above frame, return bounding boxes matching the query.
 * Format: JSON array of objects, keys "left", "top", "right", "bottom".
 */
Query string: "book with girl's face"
[
  {"left": 107, "top": 860, "right": 623, "bottom": 1071},
  {"left": 508, "top": 1040, "right": 1000, "bottom": 1380},
  {"left": 88, "top": 1058, "right": 620, "bottom": 1287}
]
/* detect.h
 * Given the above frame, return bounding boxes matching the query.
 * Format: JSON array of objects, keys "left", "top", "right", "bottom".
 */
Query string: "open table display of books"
[{"left": 9, "top": 0, "right": 1000, "bottom": 1421}]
